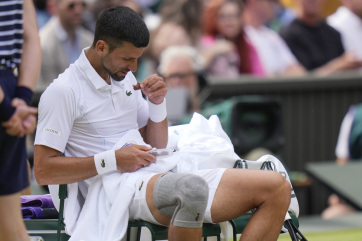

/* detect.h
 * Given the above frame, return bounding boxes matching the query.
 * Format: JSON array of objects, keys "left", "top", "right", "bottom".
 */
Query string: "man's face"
[
  {"left": 253, "top": 0, "right": 277, "bottom": 24},
  {"left": 297, "top": 0, "right": 324, "bottom": 17},
  {"left": 101, "top": 41, "right": 144, "bottom": 82},
  {"left": 57, "top": 0, "right": 86, "bottom": 29}
]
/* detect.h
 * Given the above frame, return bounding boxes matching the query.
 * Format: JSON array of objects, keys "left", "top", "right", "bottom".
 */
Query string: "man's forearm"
[
  {"left": 144, "top": 118, "right": 168, "bottom": 149},
  {"left": 34, "top": 145, "right": 98, "bottom": 185},
  {"left": 17, "top": 0, "right": 41, "bottom": 90}
]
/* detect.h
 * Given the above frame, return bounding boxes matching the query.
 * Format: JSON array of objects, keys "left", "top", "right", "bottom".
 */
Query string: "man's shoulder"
[
  {"left": 39, "top": 17, "right": 57, "bottom": 37},
  {"left": 49, "top": 65, "right": 83, "bottom": 92}
]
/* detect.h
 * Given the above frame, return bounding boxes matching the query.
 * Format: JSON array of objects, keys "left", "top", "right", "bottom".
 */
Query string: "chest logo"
[{"left": 126, "top": 90, "right": 132, "bottom": 96}]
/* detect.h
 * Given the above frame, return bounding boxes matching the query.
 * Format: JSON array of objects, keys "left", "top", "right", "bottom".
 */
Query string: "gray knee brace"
[{"left": 153, "top": 173, "right": 209, "bottom": 228}]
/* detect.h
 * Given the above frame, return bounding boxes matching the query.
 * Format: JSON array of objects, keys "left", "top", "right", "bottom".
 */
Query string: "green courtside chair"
[
  {"left": 25, "top": 184, "right": 221, "bottom": 241},
  {"left": 26, "top": 184, "right": 305, "bottom": 241}
]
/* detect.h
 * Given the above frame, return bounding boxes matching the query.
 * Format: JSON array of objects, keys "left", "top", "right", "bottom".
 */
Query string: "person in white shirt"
[
  {"left": 34, "top": 6, "right": 291, "bottom": 241},
  {"left": 242, "top": 0, "right": 306, "bottom": 76},
  {"left": 327, "top": 0, "right": 362, "bottom": 64}
]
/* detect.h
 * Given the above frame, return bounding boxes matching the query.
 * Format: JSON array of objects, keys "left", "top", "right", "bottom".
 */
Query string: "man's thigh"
[
  {"left": 210, "top": 168, "right": 287, "bottom": 222},
  {"left": 128, "top": 172, "right": 163, "bottom": 225}
]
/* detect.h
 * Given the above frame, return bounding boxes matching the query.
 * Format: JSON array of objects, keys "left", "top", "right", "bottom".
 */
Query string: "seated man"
[{"left": 34, "top": 6, "right": 291, "bottom": 241}]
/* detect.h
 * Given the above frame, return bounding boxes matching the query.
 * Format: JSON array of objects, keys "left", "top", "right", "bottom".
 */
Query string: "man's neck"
[
  {"left": 59, "top": 20, "right": 77, "bottom": 43},
  {"left": 85, "top": 48, "right": 110, "bottom": 84},
  {"left": 297, "top": 10, "right": 322, "bottom": 26}
]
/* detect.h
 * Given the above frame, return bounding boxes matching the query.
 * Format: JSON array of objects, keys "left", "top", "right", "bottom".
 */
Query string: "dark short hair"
[{"left": 92, "top": 6, "right": 149, "bottom": 51}]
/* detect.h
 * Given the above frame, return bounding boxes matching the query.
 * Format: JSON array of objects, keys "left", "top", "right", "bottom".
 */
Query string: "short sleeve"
[{"left": 34, "top": 84, "right": 76, "bottom": 152}]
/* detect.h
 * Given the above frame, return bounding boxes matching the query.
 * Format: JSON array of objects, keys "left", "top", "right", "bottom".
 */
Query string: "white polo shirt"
[
  {"left": 244, "top": 25, "right": 298, "bottom": 75},
  {"left": 35, "top": 48, "right": 149, "bottom": 159}
]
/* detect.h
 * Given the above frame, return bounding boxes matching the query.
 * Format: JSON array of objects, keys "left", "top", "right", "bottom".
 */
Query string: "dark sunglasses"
[{"left": 67, "top": 1, "right": 86, "bottom": 10}]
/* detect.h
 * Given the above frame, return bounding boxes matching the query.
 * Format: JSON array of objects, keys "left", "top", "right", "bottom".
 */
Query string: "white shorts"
[{"left": 128, "top": 168, "right": 227, "bottom": 225}]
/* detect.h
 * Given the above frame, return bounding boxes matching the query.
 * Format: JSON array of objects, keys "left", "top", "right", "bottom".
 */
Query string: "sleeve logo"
[{"left": 44, "top": 127, "right": 62, "bottom": 136}]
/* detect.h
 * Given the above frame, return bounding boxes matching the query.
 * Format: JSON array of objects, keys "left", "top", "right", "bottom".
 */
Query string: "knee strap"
[{"left": 153, "top": 173, "right": 209, "bottom": 228}]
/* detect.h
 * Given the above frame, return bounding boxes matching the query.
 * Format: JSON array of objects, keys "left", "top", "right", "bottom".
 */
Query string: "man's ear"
[{"left": 95, "top": 40, "right": 109, "bottom": 56}]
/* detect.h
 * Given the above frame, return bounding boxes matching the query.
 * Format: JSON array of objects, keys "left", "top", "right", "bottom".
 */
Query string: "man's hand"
[
  {"left": 2, "top": 98, "right": 38, "bottom": 137},
  {"left": 140, "top": 74, "right": 167, "bottom": 104},
  {"left": 115, "top": 144, "right": 157, "bottom": 172}
]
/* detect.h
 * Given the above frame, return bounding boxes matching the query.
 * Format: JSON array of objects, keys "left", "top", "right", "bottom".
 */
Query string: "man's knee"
[
  {"left": 270, "top": 172, "right": 292, "bottom": 204},
  {"left": 153, "top": 173, "right": 209, "bottom": 228}
]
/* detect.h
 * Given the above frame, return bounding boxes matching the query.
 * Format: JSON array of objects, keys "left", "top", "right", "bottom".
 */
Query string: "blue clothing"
[
  {"left": 0, "top": 68, "right": 28, "bottom": 195},
  {"left": 0, "top": 0, "right": 23, "bottom": 68},
  {"left": 0, "top": 1, "right": 29, "bottom": 195}
]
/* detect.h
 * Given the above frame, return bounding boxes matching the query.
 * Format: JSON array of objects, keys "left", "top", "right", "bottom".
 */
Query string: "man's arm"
[
  {"left": 34, "top": 145, "right": 97, "bottom": 185},
  {"left": 139, "top": 74, "right": 168, "bottom": 148},
  {"left": 34, "top": 144, "right": 157, "bottom": 185},
  {"left": 17, "top": 0, "right": 41, "bottom": 90}
]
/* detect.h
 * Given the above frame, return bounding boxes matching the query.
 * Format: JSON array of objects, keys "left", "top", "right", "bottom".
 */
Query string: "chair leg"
[
  {"left": 136, "top": 227, "right": 142, "bottom": 241},
  {"left": 284, "top": 220, "right": 308, "bottom": 241}
]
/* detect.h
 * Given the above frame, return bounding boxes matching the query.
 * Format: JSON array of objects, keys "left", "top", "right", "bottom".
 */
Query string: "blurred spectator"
[
  {"left": 321, "top": 104, "right": 361, "bottom": 219},
  {"left": 327, "top": 0, "right": 362, "bottom": 66},
  {"left": 83, "top": 0, "right": 143, "bottom": 32},
  {"left": 143, "top": 0, "right": 204, "bottom": 78},
  {"left": 279, "top": 0, "right": 362, "bottom": 75},
  {"left": 242, "top": 0, "right": 306, "bottom": 76},
  {"left": 158, "top": 46, "right": 205, "bottom": 123},
  {"left": 335, "top": 104, "right": 362, "bottom": 164},
  {"left": 33, "top": 0, "right": 56, "bottom": 29},
  {"left": 37, "top": 0, "right": 93, "bottom": 88},
  {"left": 280, "top": 0, "right": 341, "bottom": 18},
  {"left": 201, "top": 0, "right": 265, "bottom": 77}
]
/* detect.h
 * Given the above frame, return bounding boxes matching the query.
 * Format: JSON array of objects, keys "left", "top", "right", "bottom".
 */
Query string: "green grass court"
[{"left": 277, "top": 228, "right": 362, "bottom": 241}]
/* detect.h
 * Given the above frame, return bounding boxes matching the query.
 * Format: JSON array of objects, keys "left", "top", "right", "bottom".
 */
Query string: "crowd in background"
[{"left": 32, "top": 0, "right": 362, "bottom": 113}]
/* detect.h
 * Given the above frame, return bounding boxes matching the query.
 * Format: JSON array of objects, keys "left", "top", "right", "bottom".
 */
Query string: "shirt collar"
[
  {"left": 77, "top": 47, "right": 110, "bottom": 90},
  {"left": 77, "top": 48, "right": 128, "bottom": 92}
]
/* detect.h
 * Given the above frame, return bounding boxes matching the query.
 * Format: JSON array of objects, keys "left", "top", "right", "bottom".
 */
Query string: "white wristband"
[
  {"left": 94, "top": 150, "right": 117, "bottom": 175},
  {"left": 148, "top": 99, "right": 167, "bottom": 123}
]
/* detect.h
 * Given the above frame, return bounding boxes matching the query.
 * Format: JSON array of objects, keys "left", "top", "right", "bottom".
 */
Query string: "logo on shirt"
[
  {"left": 126, "top": 90, "right": 132, "bottom": 96},
  {"left": 101, "top": 159, "right": 105, "bottom": 168},
  {"left": 44, "top": 127, "right": 61, "bottom": 136}
]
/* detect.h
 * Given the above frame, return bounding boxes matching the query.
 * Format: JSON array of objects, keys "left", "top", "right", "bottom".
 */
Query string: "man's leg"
[
  {"left": 145, "top": 173, "right": 208, "bottom": 241},
  {"left": 0, "top": 192, "right": 29, "bottom": 241},
  {"left": 210, "top": 168, "right": 291, "bottom": 241}
]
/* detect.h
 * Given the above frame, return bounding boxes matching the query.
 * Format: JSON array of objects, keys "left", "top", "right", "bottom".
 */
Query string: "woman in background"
[{"left": 201, "top": 0, "right": 265, "bottom": 78}]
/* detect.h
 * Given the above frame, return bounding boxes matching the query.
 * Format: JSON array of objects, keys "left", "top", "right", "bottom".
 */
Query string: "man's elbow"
[{"left": 33, "top": 163, "right": 49, "bottom": 186}]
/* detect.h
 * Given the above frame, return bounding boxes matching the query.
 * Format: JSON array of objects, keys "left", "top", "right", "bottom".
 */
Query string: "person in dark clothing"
[
  {"left": 279, "top": 0, "right": 362, "bottom": 76},
  {"left": 0, "top": 0, "right": 41, "bottom": 240}
]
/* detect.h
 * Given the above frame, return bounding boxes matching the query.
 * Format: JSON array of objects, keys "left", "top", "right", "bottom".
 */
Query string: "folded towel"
[
  {"left": 21, "top": 194, "right": 54, "bottom": 208},
  {"left": 22, "top": 207, "right": 59, "bottom": 219}
]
